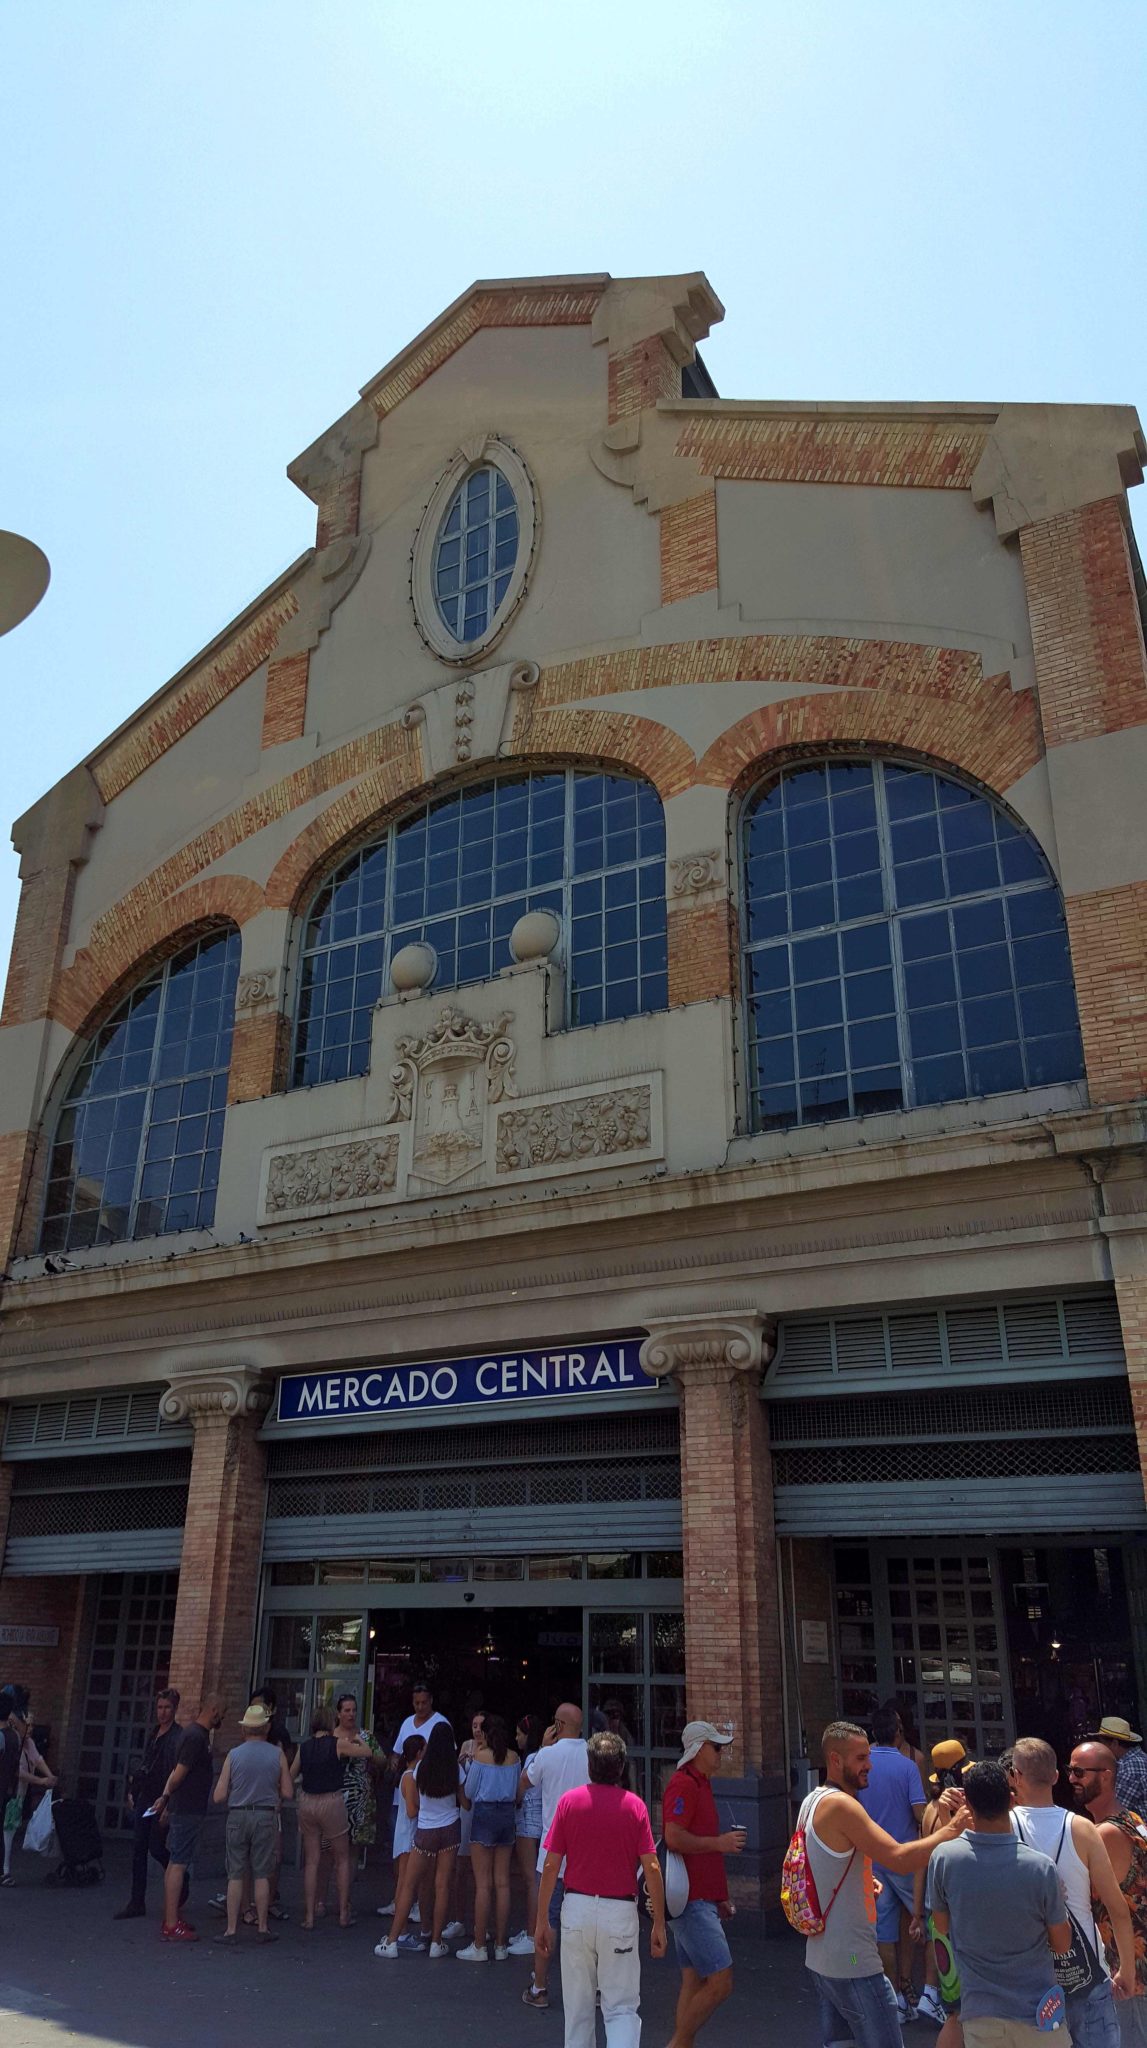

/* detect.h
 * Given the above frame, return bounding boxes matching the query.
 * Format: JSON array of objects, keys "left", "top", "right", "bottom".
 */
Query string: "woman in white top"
[
  {"left": 2, "top": 1706, "right": 55, "bottom": 1884},
  {"left": 376, "top": 1722, "right": 462, "bottom": 1960}
]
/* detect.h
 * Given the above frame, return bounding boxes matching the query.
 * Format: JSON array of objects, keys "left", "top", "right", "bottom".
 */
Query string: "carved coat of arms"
[{"left": 384, "top": 1007, "right": 516, "bottom": 1191}]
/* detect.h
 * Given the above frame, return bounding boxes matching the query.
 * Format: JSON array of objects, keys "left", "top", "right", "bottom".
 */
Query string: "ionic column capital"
[
  {"left": 161, "top": 1366, "right": 273, "bottom": 1425},
  {"left": 639, "top": 1310, "right": 776, "bottom": 1387}
]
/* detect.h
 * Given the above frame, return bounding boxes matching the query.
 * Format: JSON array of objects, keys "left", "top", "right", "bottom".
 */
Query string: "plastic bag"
[{"left": 24, "top": 1792, "right": 56, "bottom": 1856}]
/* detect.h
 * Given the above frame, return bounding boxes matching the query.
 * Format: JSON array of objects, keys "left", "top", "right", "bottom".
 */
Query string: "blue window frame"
[
  {"left": 434, "top": 464, "right": 519, "bottom": 644},
  {"left": 742, "top": 759, "right": 1084, "bottom": 1131},
  {"left": 293, "top": 770, "right": 668, "bottom": 1087},
  {"left": 40, "top": 927, "right": 240, "bottom": 1250}
]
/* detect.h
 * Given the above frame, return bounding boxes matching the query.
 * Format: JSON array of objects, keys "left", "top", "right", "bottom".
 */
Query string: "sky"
[{"left": 1, "top": 0, "right": 1145, "bottom": 981}]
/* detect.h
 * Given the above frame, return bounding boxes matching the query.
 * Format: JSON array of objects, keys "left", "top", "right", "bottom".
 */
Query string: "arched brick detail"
[
  {"left": 508, "top": 702, "right": 695, "bottom": 800},
  {"left": 694, "top": 679, "right": 1042, "bottom": 795},
  {"left": 53, "top": 876, "right": 264, "bottom": 1037},
  {"left": 265, "top": 752, "right": 430, "bottom": 914}
]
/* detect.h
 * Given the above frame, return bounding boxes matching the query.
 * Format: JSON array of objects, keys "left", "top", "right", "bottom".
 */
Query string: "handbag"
[
  {"left": 1015, "top": 1815, "right": 1102, "bottom": 1999},
  {"left": 3, "top": 1794, "right": 22, "bottom": 1833}
]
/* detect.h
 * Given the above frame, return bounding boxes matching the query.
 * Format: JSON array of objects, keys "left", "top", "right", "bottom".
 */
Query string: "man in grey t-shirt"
[{"left": 931, "top": 1761, "right": 1071, "bottom": 2044}]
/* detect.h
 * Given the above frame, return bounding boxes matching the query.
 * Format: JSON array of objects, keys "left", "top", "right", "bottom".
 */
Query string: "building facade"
[{"left": 1, "top": 271, "right": 1146, "bottom": 1892}]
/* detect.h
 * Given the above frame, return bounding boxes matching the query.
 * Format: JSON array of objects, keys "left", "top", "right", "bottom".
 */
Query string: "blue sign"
[{"left": 275, "top": 1337, "right": 654, "bottom": 1425}]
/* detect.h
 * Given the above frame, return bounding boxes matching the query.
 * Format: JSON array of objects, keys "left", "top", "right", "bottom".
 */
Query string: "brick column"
[
  {"left": 641, "top": 1311, "right": 786, "bottom": 1911},
  {"left": 666, "top": 849, "right": 737, "bottom": 1006},
  {"left": 641, "top": 1312, "right": 780, "bottom": 1768},
  {"left": 161, "top": 1368, "right": 270, "bottom": 1733}
]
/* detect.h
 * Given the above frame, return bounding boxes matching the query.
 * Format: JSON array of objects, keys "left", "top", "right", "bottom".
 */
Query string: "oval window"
[{"left": 433, "top": 464, "right": 519, "bottom": 645}]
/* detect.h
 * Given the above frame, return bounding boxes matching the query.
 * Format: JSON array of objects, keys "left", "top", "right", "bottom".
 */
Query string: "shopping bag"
[{"left": 24, "top": 1792, "right": 56, "bottom": 1856}]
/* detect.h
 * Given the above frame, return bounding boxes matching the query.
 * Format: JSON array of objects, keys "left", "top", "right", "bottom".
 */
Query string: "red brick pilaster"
[
  {"left": 659, "top": 494, "right": 718, "bottom": 605},
  {"left": 607, "top": 337, "right": 680, "bottom": 423},
  {"left": 261, "top": 651, "right": 311, "bottom": 749},
  {"left": 1114, "top": 1268, "right": 1147, "bottom": 1508},
  {"left": 163, "top": 1370, "right": 270, "bottom": 1735},
  {"left": 641, "top": 1313, "right": 782, "bottom": 1777},
  {"left": 1020, "top": 496, "right": 1147, "bottom": 747}
]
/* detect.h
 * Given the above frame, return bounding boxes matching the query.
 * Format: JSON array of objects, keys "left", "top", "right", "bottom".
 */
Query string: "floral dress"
[
  {"left": 1094, "top": 1807, "right": 1147, "bottom": 1992},
  {"left": 343, "top": 1728, "right": 383, "bottom": 1848}
]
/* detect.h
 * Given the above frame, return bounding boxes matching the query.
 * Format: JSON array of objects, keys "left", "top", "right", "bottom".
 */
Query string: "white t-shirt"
[
  {"left": 392, "top": 1710, "right": 450, "bottom": 1804},
  {"left": 527, "top": 1737, "right": 590, "bottom": 1874}
]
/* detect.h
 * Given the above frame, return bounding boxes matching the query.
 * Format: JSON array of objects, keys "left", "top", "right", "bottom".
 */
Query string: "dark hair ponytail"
[
  {"left": 417, "top": 1719, "right": 460, "bottom": 1800},
  {"left": 484, "top": 1714, "right": 510, "bottom": 1764}
]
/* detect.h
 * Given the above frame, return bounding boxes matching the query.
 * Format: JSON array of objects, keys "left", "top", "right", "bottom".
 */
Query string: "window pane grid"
[
  {"left": 293, "top": 772, "right": 668, "bottom": 1086},
  {"left": 743, "top": 760, "right": 1083, "bottom": 1131},
  {"left": 40, "top": 930, "right": 240, "bottom": 1251},
  {"left": 434, "top": 464, "right": 519, "bottom": 644}
]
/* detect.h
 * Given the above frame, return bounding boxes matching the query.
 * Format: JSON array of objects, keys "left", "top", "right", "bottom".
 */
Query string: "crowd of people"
[
  {"left": 52, "top": 1675, "right": 740, "bottom": 2048},
  {"left": 792, "top": 1700, "right": 1147, "bottom": 2048}
]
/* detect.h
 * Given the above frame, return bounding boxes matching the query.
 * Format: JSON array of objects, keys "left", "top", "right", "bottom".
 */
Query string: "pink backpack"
[{"left": 780, "top": 1794, "right": 855, "bottom": 1937}]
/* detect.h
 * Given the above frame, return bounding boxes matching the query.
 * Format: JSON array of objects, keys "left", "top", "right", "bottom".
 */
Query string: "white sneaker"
[
  {"left": 374, "top": 1939, "right": 398, "bottom": 1959},
  {"left": 375, "top": 1902, "right": 395, "bottom": 1918},
  {"left": 441, "top": 1920, "right": 465, "bottom": 1940},
  {"left": 456, "top": 1943, "right": 487, "bottom": 1962},
  {"left": 409, "top": 1903, "right": 421, "bottom": 1926},
  {"left": 494, "top": 1944, "right": 509, "bottom": 1961},
  {"left": 507, "top": 1930, "right": 535, "bottom": 1956},
  {"left": 894, "top": 1990, "right": 917, "bottom": 2026},
  {"left": 428, "top": 1941, "right": 449, "bottom": 1959},
  {"left": 916, "top": 1988, "right": 945, "bottom": 2027}
]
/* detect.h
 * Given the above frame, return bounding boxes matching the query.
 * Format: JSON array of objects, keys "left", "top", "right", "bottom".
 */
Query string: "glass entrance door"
[
  {"left": 77, "top": 1571, "right": 178, "bottom": 1835},
  {"left": 834, "top": 1543, "right": 1010, "bottom": 1757}
]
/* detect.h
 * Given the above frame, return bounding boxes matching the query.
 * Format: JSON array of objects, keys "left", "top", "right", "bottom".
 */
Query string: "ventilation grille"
[
  {"left": 10, "top": 1449, "right": 193, "bottom": 1495},
  {"left": 7, "top": 1484, "right": 190, "bottom": 1538},
  {"left": 773, "top": 1435, "right": 1138, "bottom": 1488},
  {"left": 771, "top": 1291, "right": 1122, "bottom": 1389},
  {"left": 769, "top": 1377, "right": 1135, "bottom": 1446},
  {"left": 3, "top": 1386, "right": 186, "bottom": 1454},
  {"left": 268, "top": 1456, "right": 681, "bottom": 1521},
  {"left": 266, "top": 1409, "right": 679, "bottom": 1476}
]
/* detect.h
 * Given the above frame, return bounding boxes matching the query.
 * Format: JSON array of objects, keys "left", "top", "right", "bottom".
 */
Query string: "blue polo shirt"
[{"left": 857, "top": 1745, "right": 925, "bottom": 1845}]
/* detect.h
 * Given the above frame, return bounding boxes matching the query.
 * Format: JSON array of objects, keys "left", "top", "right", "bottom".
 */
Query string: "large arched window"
[
  {"left": 39, "top": 927, "right": 240, "bottom": 1251},
  {"left": 293, "top": 770, "right": 667, "bottom": 1087},
  {"left": 741, "top": 758, "right": 1083, "bottom": 1131}
]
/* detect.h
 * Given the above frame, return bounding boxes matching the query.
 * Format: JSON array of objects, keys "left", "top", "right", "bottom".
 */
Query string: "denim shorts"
[
  {"left": 1118, "top": 1988, "right": 1147, "bottom": 2047},
  {"left": 811, "top": 1968, "right": 902, "bottom": 2048},
  {"left": 872, "top": 1865, "right": 916, "bottom": 1943},
  {"left": 1069, "top": 1980, "right": 1120, "bottom": 2048},
  {"left": 670, "top": 1899, "right": 733, "bottom": 1979},
  {"left": 470, "top": 1800, "right": 516, "bottom": 1849},
  {"left": 166, "top": 1813, "right": 205, "bottom": 1868}
]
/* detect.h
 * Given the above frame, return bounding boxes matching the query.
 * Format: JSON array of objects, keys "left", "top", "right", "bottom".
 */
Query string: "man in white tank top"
[
  {"left": 797, "top": 1721, "right": 969, "bottom": 2048},
  {"left": 1011, "top": 1736, "right": 1136, "bottom": 2046}
]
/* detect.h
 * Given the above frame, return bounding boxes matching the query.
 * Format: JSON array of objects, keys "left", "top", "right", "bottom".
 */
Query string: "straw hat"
[{"left": 1091, "top": 1716, "right": 1141, "bottom": 1746}]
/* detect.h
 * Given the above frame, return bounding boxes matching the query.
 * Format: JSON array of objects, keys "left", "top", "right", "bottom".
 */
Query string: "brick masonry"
[
  {"left": 367, "top": 285, "right": 602, "bottom": 423},
  {"left": 508, "top": 700, "right": 696, "bottom": 801},
  {"left": 227, "top": 1008, "right": 287, "bottom": 1105},
  {"left": 261, "top": 652, "right": 312, "bottom": 750},
  {"left": 168, "top": 1413, "right": 267, "bottom": 1733},
  {"left": 675, "top": 412, "right": 988, "bottom": 488},
  {"left": 0, "top": 1570, "right": 93, "bottom": 1779},
  {"left": 534, "top": 632, "right": 986, "bottom": 710},
  {"left": 1065, "top": 880, "right": 1147, "bottom": 1104},
  {"left": 1117, "top": 1274, "right": 1147, "bottom": 1504},
  {"left": 1020, "top": 496, "right": 1147, "bottom": 746},
  {"left": 675, "top": 1361, "right": 784, "bottom": 1776},
  {"left": 667, "top": 899, "right": 736, "bottom": 1006},
  {"left": 660, "top": 494, "right": 719, "bottom": 605},
  {"left": 608, "top": 336, "right": 680, "bottom": 423}
]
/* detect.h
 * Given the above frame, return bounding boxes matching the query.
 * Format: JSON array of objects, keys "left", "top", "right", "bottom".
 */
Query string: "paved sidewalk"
[{"left": 0, "top": 1843, "right": 940, "bottom": 2046}]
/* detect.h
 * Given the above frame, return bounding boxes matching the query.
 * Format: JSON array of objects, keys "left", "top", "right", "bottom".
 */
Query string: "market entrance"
[{"left": 370, "top": 1606, "right": 581, "bottom": 1741}]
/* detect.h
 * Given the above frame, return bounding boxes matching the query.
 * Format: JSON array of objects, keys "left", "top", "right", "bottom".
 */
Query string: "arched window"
[
  {"left": 293, "top": 770, "right": 667, "bottom": 1087},
  {"left": 741, "top": 758, "right": 1083, "bottom": 1131},
  {"left": 40, "top": 927, "right": 240, "bottom": 1251}
]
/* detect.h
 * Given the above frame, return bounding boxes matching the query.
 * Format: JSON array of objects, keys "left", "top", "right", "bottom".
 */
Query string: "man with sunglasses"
[{"left": 1069, "top": 1742, "right": 1147, "bottom": 2044}]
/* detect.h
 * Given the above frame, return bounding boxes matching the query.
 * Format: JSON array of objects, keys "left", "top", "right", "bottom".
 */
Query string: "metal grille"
[
  {"left": 266, "top": 1409, "right": 679, "bottom": 1475},
  {"left": 3, "top": 1385, "right": 189, "bottom": 1455},
  {"left": 774, "top": 1435, "right": 1138, "bottom": 1486},
  {"left": 7, "top": 1484, "right": 189, "bottom": 1537},
  {"left": 768, "top": 1377, "right": 1134, "bottom": 1446},
  {"left": 11, "top": 1449, "right": 192, "bottom": 1494},
  {"left": 770, "top": 1290, "right": 1123, "bottom": 1389},
  {"left": 267, "top": 1456, "right": 680, "bottom": 1521}
]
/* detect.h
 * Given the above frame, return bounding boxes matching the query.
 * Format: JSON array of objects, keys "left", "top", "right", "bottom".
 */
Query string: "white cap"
[{"left": 680, "top": 1720, "right": 735, "bottom": 1767}]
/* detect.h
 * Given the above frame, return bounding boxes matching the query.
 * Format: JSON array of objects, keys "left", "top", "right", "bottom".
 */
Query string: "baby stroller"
[{"left": 42, "top": 1796, "right": 103, "bottom": 1886}]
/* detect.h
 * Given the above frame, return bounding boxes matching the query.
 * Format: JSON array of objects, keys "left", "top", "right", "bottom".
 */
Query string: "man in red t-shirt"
[
  {"left": 662, "top": 1719, "right": 745, "bottom": 2048},
  {"left": 537, "top": 1731, "right": 666, "bottom": 2046}
]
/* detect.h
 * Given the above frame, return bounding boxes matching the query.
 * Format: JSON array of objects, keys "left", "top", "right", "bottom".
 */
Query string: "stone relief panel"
[
  {"left": 262, "top": 1133, "right": 400, "bottom": 1222},
  {"left": 257, "top": 1003, "right": 665, "bottom": 1224}
]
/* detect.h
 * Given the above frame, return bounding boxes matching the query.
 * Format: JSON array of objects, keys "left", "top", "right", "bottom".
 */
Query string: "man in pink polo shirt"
[{"left": 536, "top": 1730, "right": 667, "bottom": 2047}]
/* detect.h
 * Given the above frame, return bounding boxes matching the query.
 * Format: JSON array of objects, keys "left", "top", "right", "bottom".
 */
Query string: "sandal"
[{"left": 339, "top": 1914, "right": 357, "bottom": 1928}]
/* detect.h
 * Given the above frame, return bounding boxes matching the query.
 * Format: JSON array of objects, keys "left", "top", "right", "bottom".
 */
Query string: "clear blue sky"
[{"left": 2, "top": 1, "right": 1144, "bottom": 979}]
